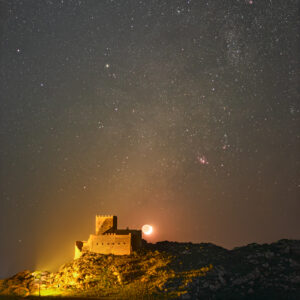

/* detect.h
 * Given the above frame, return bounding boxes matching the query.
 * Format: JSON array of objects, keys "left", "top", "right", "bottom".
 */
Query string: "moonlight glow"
[{"left": 142, "top": 225, "right": 153, "bottom": 235}]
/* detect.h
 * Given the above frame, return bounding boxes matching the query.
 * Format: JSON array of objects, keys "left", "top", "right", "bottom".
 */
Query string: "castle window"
[
  {"left": 96, "top": 243, "right": 98, "bottom": 245},
  {"left": 112, "top": 243, "right": 114, "bottom": 245},
  {"left": 118, "top": 243, "right": 120, "bottom": 245},
  {"left": 107, "top": 243, "right": 110, "bottom": 245},
  {"left": 102, "top": 243, "right": 104, "bottom": 245},
  {"left": 123, "top": 242, "right": 126, "bottom": 245}
]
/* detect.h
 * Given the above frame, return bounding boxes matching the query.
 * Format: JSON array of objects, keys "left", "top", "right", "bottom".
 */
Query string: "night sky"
[{"left": 0, "top": 0, "right": 299, "bottom": 278}]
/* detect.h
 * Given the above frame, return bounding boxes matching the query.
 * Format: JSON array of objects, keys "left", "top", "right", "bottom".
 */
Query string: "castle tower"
[{"left": 95, "top": 215, "right": 117, "bottom": 235}]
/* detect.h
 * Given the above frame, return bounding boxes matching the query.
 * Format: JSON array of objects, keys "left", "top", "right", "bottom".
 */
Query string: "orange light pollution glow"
[{"left": 142, "top": 224, "right": 153, "bottom": 235}]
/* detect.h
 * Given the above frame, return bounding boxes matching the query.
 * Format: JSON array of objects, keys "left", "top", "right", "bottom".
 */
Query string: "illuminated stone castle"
[{"left": 74, "top": 215, "right": 142, "bottom": 259}]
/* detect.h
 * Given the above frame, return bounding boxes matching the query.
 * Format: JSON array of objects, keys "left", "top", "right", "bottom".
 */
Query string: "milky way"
[{"left": 0, "top": 0, "right": 299, "bottom": 278}]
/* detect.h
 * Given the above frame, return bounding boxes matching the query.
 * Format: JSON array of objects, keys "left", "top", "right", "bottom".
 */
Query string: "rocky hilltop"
[{"left": 0, "top": 239, "right": 300, "bottom": 299}]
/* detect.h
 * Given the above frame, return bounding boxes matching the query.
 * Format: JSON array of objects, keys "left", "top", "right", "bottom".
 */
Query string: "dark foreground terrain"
[{"left": 1, "top": 239, "right": 300, "bottom": 299}]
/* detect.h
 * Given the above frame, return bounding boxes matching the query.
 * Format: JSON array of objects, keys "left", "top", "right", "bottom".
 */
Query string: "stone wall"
[
  {"left": 89, "top": 233, "right": 132, "bottom": 255},
  {"left": 74, "top": 241, "right": 85, "bottom": 259}
]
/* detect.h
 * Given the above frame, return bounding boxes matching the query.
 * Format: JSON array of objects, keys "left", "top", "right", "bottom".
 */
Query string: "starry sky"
[{"left": 0, "top": 0, "right": 299, "bottom": 278}]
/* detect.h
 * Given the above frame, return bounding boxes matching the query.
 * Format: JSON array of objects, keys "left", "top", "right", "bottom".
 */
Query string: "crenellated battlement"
[{"left": 96, "top": 214, "right": 114, "bottom": 217}]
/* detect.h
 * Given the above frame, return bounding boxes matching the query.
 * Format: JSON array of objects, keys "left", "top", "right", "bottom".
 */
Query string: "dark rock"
[{"left": 0, "top": 239, "right": 300, "bottom": 299}]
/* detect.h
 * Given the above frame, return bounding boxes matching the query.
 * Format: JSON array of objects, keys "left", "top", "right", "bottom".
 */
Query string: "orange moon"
[{"left": 142, "top": 224, "right": 153, "bottom": 235}]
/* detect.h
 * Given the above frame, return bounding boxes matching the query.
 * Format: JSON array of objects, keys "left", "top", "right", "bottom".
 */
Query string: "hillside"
[{"left": 0, "top": 239, "right": 300, "bottom": 299}]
